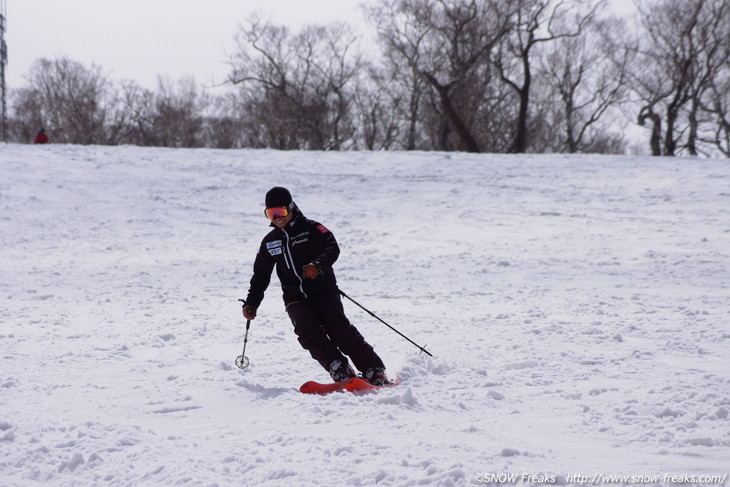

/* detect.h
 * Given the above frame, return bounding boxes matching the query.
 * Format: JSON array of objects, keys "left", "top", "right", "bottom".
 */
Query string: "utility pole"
[{"left": 0, "top": 0, "right": 7, "bottom": 142}]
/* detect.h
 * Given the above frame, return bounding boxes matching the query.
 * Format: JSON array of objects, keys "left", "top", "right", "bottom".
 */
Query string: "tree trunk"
[
  {"left": 423, "top": 72, "right": 480, "bottom": 153},
  {"left": 639, "top": 106, "right": 662, "bottom": 156},
  {"left": 511, "top": 55, "right": 531, "bottom": 153},
  {"left": 686, "top": 97, "right": 700, "bottom": 156}
]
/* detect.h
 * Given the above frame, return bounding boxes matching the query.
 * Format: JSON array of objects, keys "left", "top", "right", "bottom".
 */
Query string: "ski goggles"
[{"left": 264, "top": 206, "right": 289, "bottom": 220}]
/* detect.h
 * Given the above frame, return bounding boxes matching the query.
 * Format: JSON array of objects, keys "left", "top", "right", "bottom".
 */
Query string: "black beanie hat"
[{"left": 265, "top": 187, "right": 293, "bottom": 208}]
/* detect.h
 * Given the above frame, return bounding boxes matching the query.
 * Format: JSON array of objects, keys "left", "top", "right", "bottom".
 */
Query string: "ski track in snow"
[{"left": 1, "top": 144, "right": 729, "bottom": 486}]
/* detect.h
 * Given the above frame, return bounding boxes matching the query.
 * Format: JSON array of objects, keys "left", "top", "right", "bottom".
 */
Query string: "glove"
[
  {"left": 302, "top": 263, "right": 320, "bottom": 280},
  {"left": 242, "top": 305, "right": 257, "bottom": 320}
]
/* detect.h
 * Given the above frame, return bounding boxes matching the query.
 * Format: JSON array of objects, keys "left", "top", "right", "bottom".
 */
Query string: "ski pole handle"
[{"left": 235, "top": 299, "right": 252, "bottom": 369}]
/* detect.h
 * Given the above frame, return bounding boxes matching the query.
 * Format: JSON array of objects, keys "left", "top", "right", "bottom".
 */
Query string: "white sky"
[
  {"left": 4, "top": 0, "right": 373, "bottom": 91},
  {"left": 4, "top": 0, "right": 636, "bottom": 93}
]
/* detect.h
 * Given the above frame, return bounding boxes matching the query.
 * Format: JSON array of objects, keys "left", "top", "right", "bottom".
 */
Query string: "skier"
[{"left": 242, "top": 187, "right": 390, "bottom": 386}]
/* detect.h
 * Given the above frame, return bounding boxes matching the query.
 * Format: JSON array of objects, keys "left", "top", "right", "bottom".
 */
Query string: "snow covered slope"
[{"left": 1, "top": 144, "right": 728, "bottom": 486}]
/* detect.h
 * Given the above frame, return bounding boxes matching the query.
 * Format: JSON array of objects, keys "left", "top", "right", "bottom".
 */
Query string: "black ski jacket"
[{"left": 244, "top": 211, "right": 340, "bottom": 308}]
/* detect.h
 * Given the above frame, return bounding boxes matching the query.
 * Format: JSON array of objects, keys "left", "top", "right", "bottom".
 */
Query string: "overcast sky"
[
  {"left": 4, "top": 0, "right": 373, "bottom": 92},
  {"left": 4, "top": 0, "right": 635, "bottom": 93}
]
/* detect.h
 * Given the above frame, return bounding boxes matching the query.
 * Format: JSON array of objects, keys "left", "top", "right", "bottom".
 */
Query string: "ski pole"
[
  {"left": 235, "top": 299, "right": 251, "bottom": 369},
  {"left": 338, "top": 288, "right": 433, "bottom": 357}
]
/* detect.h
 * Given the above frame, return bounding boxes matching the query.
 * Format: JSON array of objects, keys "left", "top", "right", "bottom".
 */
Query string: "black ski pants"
[{"left": 286, "top": 292, "right": 385, "bottom": 374}]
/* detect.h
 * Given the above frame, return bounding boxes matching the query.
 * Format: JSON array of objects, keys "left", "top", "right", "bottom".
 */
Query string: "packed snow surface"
[{"left": 1, "top": 144, "right": 729, "bottom": 487}]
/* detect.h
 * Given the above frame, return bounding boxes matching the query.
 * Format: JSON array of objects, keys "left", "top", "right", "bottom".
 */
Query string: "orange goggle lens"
[{"left": 264, "top": 206, "right": 289, "bottom": 220}]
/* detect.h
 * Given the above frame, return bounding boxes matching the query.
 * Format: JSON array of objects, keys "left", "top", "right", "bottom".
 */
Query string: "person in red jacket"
[{"left": 34, "top": 129, "right": 48, "bottom": 144}]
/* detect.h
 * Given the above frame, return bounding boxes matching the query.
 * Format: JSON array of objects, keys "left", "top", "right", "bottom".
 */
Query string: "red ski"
[
  {"left": 300, "top": 377, "right": 397, "bottom": 395},
  {"left": 299, "top": 380, "right": 349, "bottom": 395}
]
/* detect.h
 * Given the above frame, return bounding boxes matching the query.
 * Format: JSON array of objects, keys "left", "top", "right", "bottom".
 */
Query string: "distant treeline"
[{"left": 7, "top": 0, "right": 730, "bottom": 156}]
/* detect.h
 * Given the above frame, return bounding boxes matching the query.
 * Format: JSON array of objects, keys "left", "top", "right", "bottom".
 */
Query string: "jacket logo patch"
[
  {"left": 291, "top": 237, "right": 308, "bottom": 246},
  {"left": 266, "top": 240, "right": 282, "bottom": 249},
  {"left": 317, "top": 225, "right": 330, "bottom": 234},
  {"left": 268, "top": 247, "right": 283, "bottom": 256}
]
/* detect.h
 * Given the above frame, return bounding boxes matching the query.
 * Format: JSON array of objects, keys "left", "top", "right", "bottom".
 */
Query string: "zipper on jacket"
[{"left": 282, "top": 228, "right": 307, "bottom": 299}]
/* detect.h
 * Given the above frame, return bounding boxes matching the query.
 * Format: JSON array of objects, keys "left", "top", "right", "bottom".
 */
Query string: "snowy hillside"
[{"left": 1, "top": 144, "right": 728, "bottom": 486}]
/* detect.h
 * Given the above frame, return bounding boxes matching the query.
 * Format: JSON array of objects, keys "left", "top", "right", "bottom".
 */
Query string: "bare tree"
[
  {"left": 352, "top": 63, "right": 402, "bottom": 150},
  {"left": 692, "top": 0, "right": 730, "bottom": 156},
  {"left": 204, "top": 92, "right": 247, "bottom": 149},
  {"left": 681, "top": 0, "right": 729, "bottom": 156},
  {"left": 8, "top": 86, "right": 43, "bottom": 143},
  {"left": 13, "top": 57, "right": 110, "bottom": 144},
  {"left": 349, "top": 38, "right": 433, "bottom": 151},
  {"left": 630, "top": 0, "right": 729, "bottom": 156},
  {"left": 110, "top": 80, "right": 156, "bottom": 146},
  {"left": 493, "top": 0, "right": 600, "bottom": 153},
  {"left": 151, "top": 76, "right": 208, "bottom": 147},
  {"left": 104, "top": 80, "right": 146, "bottom": 145},
  {"left": 366, "top": 0, "right": 512, "bottom": 152},
  {"left": 700, "top": 68, "right": 730, "bottom": 156},
  {"left": 539, "top": 14, "right": 629, "bottom": 153},
  {"left": 102, "top": 77, "right": 209, "bottom": 147},
  {"left": 228, "top": 17, "right": 362, "bottom": 150}
]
